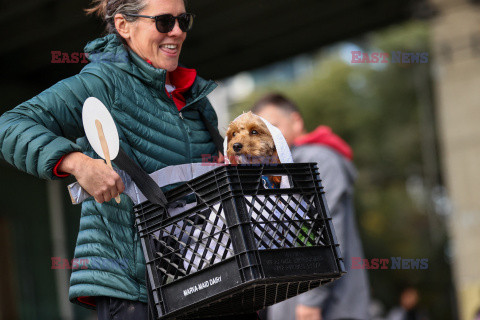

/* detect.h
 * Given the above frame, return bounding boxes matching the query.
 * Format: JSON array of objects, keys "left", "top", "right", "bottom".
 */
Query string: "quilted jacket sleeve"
[{"left": 0, "top": 71, "right": 114, "bottom": 180}]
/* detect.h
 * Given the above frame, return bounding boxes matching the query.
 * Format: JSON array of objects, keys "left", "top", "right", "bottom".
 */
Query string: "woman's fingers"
[
  {"left": 94, "top": 193, "right": 105, "bottom": 204},
  {"left": 71, "top": 156, "right": 125, "bottom": 204},
  {"left": 103, "top": 172, "right": 123, "bottom": 203},
  {"left": 108, "top": 188, "right": 118, "bottom": 202},
  {"left": 115, "top": 175, "right": 126, "bottom": 194}
]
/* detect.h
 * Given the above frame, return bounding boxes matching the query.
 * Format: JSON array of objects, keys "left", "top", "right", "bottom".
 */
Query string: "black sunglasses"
[{"left": 124, "top": 13, "right": 195, "bottom": 33}]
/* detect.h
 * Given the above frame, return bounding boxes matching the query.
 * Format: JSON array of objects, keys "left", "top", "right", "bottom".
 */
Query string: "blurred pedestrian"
[
  {"left": 252, "top": 93, "right": 370, "bottom": 320},
  {"left": 386, "top": 287, "right": 429, "bottom": 320}
]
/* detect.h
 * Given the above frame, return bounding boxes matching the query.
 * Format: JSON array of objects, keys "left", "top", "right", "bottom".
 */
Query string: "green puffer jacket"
[{"left": 0, "top": 34, "right": 218, "bottom": 308}]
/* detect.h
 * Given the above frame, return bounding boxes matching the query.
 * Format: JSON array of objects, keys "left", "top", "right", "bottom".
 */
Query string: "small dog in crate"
[
  {"left": 226, "top": 111, "right": 281, "bottom": 188},
  {"left": 179, "top": 112, "right": 297, "bottom": 274}
]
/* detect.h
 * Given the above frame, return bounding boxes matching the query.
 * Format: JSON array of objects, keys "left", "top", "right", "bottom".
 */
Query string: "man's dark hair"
[{"left": 251, "top": 93, "right": 302, "bottom": 116}]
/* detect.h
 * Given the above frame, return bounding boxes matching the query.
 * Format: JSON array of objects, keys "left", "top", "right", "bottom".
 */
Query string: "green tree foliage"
[{"left": 232, "top": 21, "right": 453, "bottom": 319}]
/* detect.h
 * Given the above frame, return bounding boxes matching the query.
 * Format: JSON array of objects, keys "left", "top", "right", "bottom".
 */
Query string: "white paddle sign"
[{"left": 82, "top": 97, "right": 121, "bottom": 203}]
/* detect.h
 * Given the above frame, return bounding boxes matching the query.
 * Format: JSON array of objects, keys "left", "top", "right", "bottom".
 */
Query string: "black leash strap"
[
  {"left": 114, "top": 148, "right": 167, "bottom": 319},
  {"left": 199, "top": 112, "right": 224, "bottom": 155},
  {"left": 113, "top": 113, "right": 223, "bottom": 207},
  {"left": 114, "top": 148, "right": 168, "bottom": 207}
]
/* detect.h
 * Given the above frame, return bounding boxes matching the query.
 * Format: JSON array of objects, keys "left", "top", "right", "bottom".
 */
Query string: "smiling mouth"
[{"left": 159, "top": 44, "right": 179, "bottom": 55}]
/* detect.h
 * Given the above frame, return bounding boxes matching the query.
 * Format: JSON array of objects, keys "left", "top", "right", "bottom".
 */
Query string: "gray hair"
[{"left": 86, "top": 0, "right": 148, "bottom": 35}]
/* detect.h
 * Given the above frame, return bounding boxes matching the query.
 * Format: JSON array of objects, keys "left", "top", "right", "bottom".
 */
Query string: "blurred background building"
[
  {"left": 0, "top": 0, "right": 479, "bottom": 319},
  {"left": 430, "top": 0, "right": 480, "bottom": 318}
]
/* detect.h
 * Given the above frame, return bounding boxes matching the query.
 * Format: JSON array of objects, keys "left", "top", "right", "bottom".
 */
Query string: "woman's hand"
[{"left": 59, "top": 152, "right": 125, "bottom": 203}]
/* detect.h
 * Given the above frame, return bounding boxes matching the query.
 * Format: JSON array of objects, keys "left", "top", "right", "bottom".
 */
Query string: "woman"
[{"left": 0, "top": 0, "right": 235, "bottom": 318}]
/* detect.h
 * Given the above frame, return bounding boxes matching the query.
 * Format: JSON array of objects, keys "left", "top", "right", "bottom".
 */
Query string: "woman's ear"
[{"left": 114, "top": 13, "right": 132, "bottom": 40}]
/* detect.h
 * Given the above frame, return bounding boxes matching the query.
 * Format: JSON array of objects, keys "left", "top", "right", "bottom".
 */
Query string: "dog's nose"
[{"left": 233, "top": 143, "right": 243, "bottom": 152}]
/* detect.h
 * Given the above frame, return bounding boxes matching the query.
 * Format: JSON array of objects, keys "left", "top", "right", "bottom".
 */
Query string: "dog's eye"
[
  {"left": 232, "top": 132, "right": 236, "bottom": 137},
  {"left": 251, "top": 130, "right": 258, "bottom": 135}
]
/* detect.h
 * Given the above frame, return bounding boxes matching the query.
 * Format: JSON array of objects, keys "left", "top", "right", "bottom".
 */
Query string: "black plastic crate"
[{"left": 134, "top": 163, "right": 345, "bottom": 319}]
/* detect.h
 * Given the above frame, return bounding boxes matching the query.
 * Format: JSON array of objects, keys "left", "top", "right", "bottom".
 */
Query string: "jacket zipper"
[
  {"left": 167, "top": 89, "right": 186, "bottom": 120},
  {"left": 165, "top": 92, "right": 191, "bottom": 162}
]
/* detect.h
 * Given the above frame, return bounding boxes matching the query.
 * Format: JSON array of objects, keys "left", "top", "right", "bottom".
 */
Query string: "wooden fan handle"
[{"left": 95, "top": 119, "right": 121, "bottom": 204}]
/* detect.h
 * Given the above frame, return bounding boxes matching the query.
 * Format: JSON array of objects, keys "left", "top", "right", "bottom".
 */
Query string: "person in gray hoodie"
[{"left": 252, "top": 93, "right": 370, "bottom": 320}]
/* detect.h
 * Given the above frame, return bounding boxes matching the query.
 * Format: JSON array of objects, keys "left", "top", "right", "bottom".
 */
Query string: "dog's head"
[{"left": 226, "top": 112, "right": 279, "bottom": 165}]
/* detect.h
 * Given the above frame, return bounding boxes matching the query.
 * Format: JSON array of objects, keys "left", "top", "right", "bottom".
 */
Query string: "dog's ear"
[{"left": 226, "top": 123, "right": 236, "bottom": 141}]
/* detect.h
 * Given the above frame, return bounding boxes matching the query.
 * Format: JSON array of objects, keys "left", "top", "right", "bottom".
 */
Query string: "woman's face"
[{"left": 125, "top": 0, "right": 187, "bottom": 71}]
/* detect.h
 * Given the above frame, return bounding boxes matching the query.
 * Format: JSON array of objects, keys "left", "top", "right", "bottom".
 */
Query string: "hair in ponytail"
[{"left": 85, "top": 0, "right": 147, "bottom": 35}]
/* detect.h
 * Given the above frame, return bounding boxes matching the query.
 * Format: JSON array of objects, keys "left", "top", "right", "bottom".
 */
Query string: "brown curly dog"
[{"left": 226, "top": 112, "right": 281, "bottom": 185}]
